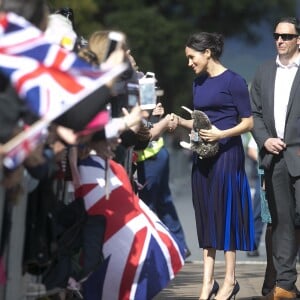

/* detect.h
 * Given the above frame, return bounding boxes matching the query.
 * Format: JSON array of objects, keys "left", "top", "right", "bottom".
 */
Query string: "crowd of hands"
[
  {"left": 0, "top": 46, "right": 181, "bottom": 191},
  {"left": 0, "top": 8, "right": 231, "bottom": 192}
]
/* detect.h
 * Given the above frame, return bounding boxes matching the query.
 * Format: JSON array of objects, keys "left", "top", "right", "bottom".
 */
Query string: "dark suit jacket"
[{"left": 250, "top": 59, "right": 300, "bottom": 176}]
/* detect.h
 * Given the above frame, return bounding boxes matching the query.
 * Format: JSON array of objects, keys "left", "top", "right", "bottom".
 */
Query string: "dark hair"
[
  {"left": 274, "top": 17, "right": 300, "bottom": 34},
  {"left": 55, "top": 7, "right": 75, "bottom": 29},
  {"left": 186, "top": 32, "right": 224, "bottom": 60}
]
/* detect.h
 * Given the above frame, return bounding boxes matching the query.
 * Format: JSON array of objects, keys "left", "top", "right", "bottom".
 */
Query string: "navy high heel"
[
  {"left": 200, "top": 280, "right": 219, "bottom": 300},
  {"left": 226, "top": 281, "right": 240, "bottom": 300},
  {"left": 213, "top": 281, "right": 240, "bottom": 300}
]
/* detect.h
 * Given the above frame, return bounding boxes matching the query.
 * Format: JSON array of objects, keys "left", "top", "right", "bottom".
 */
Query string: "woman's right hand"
[
  {"left": 170, "top": 113, "right": 193, "bottom": 130},
  {"left": 164, "top": 114, "right": 179, "bottom": 132}
]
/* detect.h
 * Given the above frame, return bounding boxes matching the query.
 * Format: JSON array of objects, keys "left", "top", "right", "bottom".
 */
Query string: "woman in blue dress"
[{"left": 175, "top": 32, "right": 255, "bottom": 299}]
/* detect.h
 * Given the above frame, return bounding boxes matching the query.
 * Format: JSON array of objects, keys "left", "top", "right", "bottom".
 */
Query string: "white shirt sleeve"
[
  {"left": 104, "top": 118, "right": 124, "bottom": 139},
  {"left": 248, "top": 135, "right": 258, "bottom": 150}
]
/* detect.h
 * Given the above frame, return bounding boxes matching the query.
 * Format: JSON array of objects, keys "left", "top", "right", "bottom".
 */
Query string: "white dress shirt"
[{"left": 274, "top": 56, "right": 300, "bottom": 139}]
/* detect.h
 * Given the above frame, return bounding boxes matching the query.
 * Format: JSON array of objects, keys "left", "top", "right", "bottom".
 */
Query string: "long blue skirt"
[{"left": 191, "top": 138, "right": 255, "bottom": 251}]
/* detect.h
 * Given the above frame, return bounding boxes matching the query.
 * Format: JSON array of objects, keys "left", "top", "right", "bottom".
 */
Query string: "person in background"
[
  {"left": 259, "top": 168, "right": 300, "bottom": 297},
  {"left": 174, "top": 31, "right": 255, "bottom": 299},
  {"left": 73, "top": 130, "right": 185, "bottom": 300},
  {"left": 246, "top": 134, "right": 265, "bottom": 258},
  {"left": 0, "top": 4, "right": 141, "bottom": 298},
  {"left": 250, "top": 16, "right": 300, "bottom": 299},
  {"left": 86, "top": 30, "right": 151, "bottom": 177},
  {"left": 44, "top": 7, "right": 77, "bottom": 51},
  {"left": 136, "top": 103, "right": 191, "bottom": 258}
]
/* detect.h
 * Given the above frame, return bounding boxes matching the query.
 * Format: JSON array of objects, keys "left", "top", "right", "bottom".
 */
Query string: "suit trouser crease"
[{"left": 265, "top": 156, "right": 298, "bottom": 290}]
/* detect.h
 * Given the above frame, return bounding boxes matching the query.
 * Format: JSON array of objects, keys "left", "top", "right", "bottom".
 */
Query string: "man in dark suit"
[{"left": 251, "top": 16, "right": 300, "bottom": 299}]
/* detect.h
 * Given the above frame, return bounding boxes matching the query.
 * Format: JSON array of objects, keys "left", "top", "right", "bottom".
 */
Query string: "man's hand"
[{"left": 264, "top": 137, "right": 286, "bottom": 155}]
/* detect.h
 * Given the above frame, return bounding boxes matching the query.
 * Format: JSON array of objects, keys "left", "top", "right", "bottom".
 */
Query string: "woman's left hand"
[{"left": 199, "top": 125, "right": 223, "bottom": 142}]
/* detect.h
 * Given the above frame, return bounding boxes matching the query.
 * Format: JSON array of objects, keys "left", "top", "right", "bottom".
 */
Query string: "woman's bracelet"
[
  {"left": 177, "top": 116, "right": 181, "bottom": 126},
  {"left": 123, "top": 117, "right": 130, "bottom": 130}
]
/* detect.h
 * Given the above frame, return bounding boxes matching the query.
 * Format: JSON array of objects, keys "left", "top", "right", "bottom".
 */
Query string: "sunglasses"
[{"left": 273, "top": 33, "right": 299, "bottom": 41}]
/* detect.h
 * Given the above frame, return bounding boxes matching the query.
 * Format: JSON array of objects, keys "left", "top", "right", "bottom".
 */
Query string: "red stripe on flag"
[
  {"left": 15, "top": 63, "right": 84, "bottom": 94},
  {"left": 76, "top": 183, "right": 98, "bottom": 200},
  {"left": 50, "top": 48, "right": 68, "bottom": 69},
  {"left": 138, "top": 200, "right": 184, "bottom": 274},
  {"left": 158, "top": 231, "right": 183, "bottom": 275},
  {"left": 0, "top": 14, "right": 8, "bottom": 32},
  {"left": 86, "top": 161, "right": 142, "bottom": 241},
  {"left": 120, "top": 227, "right": 147, "bottom": 299},
  {"left": 90, "top": 187, "right": 141, "bottom": 241}
]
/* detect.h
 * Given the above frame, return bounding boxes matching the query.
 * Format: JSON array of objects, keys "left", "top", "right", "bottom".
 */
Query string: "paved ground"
[
  {"left": 154, "top": 262, "right": 300, "bottom": 300},
  {"left": 155, "top": 142, "right": 300, "bottom": 299}
]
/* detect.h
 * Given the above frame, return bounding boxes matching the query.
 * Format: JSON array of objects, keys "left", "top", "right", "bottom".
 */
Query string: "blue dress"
[{"left": 191, "top": 70, "right": 255, "bottom": 251}]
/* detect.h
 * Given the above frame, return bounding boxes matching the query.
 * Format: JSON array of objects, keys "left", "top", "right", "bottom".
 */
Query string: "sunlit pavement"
[{"left": 154, "top": 262, "right": 269, "bottom": 299}]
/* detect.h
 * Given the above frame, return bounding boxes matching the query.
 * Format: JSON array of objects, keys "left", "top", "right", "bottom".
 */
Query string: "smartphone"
[
  {"left": 103, "top": 31, "right": 125, "bottom": 61},
  {"left": 126, "top": 82, "right": 140, "bottom": 109},
  {"left": 145, "top": 72, "right": 155, "bottom": 79},
  {"left": 139, "top": 73, "right": 157, "bottom": 110}
]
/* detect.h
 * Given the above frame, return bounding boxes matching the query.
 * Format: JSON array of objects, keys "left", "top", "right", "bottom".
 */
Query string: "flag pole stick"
[{"left": 105, "top": 158, "right": 110, "bottom": 200}]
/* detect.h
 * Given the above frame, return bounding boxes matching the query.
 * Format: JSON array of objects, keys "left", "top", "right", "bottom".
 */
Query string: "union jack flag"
[
  {"left": 1, "top": 119, "right": 48, "bottom": 169},
  {"left": 0, "top": 12, "right": 127, "bottom": 120},
  {"left": 0, "top": 13, "right": 126, "bottom": 168},
  {"left": 76, "top": 156, "right": 185, "bottom": 300}
]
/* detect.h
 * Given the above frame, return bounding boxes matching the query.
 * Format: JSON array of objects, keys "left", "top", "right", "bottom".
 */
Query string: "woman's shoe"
[
  {"left": 226, "top": 281, "right": 240, "bottom": 300},
  {"left": 209, "top": 280, "right": 219, "bottom": 299},
  {"left": 199, "top": 280, "right": 219, "bottom": 300},
  {"left": 213, "top": 280, "right": 240, "bottom": 300}
]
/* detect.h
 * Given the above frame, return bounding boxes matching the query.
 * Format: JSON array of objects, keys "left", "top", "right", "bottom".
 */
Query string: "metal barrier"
[
  {"left": 0, "top": 165, "right": 4, "bottom": 300},
  {"left": 0, "top": 167, "right": 28, "bottom": 300}
]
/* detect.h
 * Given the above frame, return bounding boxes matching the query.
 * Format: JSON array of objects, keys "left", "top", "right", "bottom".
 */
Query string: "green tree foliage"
[
  {"left": 47, "top": 0, "right": 295, "bottom": 112},
  {"left": 150, "top": 0, "right": 295, "bottom": 43}
]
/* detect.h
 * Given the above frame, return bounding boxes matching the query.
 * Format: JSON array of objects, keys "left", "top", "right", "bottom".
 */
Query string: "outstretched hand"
[
  {"left": 152, "top": 103, "right": 164, "bottom": 117},
  {"left": 165, "top": 114, "right": 179, "bottom": 132},
  {"left": 122, "top": 105, "right": 142, "bottom": 133}
]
